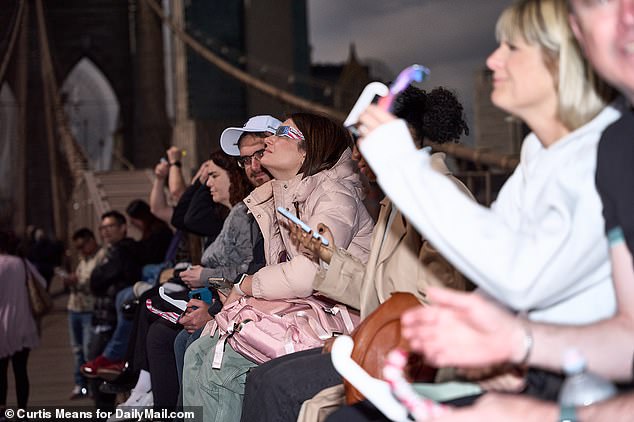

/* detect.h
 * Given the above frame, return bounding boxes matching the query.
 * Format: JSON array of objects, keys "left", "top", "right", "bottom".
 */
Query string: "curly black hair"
[{"left": 392, "top": 86, "right": 469, "bottom": 146}]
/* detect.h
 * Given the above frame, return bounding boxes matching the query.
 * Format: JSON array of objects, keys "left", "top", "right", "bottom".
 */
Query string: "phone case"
[{"left": 188, "top": 287, "right": 213, "bottom": 304}]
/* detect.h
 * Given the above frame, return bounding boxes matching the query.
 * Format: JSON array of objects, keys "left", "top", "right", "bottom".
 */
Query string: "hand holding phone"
[
  {"left": 276, "top": 207, "right": 329, "bottom": 246},
  {"left": 343, "top": 82, "right": 389, "bottom": 133},
  {"left": 343, "top": 65, "right": 430, "bottom": 138},
  {"left": 207, "top": 277, "right": 234, "bottom": 293},
  {"left": 188, "top": 287, "right": 213, "bottom": 305}
]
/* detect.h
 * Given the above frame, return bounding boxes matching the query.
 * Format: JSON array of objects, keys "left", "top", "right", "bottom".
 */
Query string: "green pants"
[{"left": 182, "top": 332, "right": 257, "bottom": 422}]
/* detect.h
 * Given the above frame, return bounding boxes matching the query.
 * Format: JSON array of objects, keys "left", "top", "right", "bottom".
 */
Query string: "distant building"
[{"left": 311, "top": 44, "right": 372, "bottom": 114}]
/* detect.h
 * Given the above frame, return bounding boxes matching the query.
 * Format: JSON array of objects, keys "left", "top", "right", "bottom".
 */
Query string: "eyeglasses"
[
  {"left": 274, "top": 125, "right": 305, "bottom": 141},
  {"left": 237, "top": 149, "right": 265, "bottom": 168},
  {"left": 99, "top": 222, "right": 121, "bottom": 231}
]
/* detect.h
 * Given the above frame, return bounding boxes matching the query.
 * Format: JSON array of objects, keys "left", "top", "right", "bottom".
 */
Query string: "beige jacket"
[
  {"left": 314, "top": 152, "right": 473, "bottom": 318},
  {"left": 68, "top": 247, "right": 106, "bottom": 312},
  {"left": 245, "top": 148, "right": 375, "bottom": 300}
]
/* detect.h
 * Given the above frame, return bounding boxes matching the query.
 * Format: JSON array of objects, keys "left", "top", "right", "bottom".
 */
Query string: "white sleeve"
[{"left": 359, "top": 119, "right": 608, "bottom": 312}]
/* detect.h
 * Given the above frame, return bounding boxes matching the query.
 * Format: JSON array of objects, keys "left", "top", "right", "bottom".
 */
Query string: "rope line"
[
  {"left": 35, "top": 0, "right": 88, "bottom": 185},
  {"left": 142, "top": 0, "right": 347, "bottom": 122},
  {"left": 0, "top": 0, "right": 25, "bottom": 86}
]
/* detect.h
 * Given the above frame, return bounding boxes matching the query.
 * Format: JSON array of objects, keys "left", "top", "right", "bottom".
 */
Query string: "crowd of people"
[{"left": 1, "top": 0, "right": 632, "bottom": 420}]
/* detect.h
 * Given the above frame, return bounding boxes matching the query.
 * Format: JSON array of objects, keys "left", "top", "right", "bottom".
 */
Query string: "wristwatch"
[
  {"left": 169, "top": 160, "right": 182, "bottom": 168},
  {"left": 559, "top": 405, "right": 577, "bottom": 422},
  {"left": 233, "top": 273, "right": 248, "bottom": 296}
]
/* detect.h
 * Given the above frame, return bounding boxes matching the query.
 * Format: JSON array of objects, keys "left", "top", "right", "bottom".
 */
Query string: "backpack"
[{"left": 202, "top": 295, "right": 358, "bottom": 368}]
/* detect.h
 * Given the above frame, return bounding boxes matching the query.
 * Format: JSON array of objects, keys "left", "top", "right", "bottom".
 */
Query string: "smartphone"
[
  {"left": 188, "top": 287, "right": 213, "bottom": 304},
  {"left": 54, "top": 267, "right": 70, "bottom": 278},
  {"left": 207, "top": 277, "right": 234, "bottom": 291},
  {"left": 276, "top": 207, "right": 329, "bottom": 246}
]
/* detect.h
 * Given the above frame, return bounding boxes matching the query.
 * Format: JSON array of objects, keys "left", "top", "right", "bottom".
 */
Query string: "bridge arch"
[{"left": 61, "top": 57, "right": 120, "bottom": 171}]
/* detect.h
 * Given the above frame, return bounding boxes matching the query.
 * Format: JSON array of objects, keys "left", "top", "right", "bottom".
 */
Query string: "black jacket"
[
  {"left": 90, "top": 237, "right": 142, "bottom": 327},
  {"left": 171, "top": 181, "right": 224, "bottom": 240}
]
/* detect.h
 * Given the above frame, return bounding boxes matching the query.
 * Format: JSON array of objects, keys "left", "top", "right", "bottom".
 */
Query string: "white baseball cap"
[{"left": 220, "top": 115, "right": 282, "bottom": 156}]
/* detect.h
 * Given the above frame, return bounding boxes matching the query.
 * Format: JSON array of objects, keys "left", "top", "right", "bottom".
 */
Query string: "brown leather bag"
[
  {"left": 342, "top": 292, "right": 437, "bottom": 405},
  {"left": 23, "top": 259, "right": 53, "bottom": 319}
]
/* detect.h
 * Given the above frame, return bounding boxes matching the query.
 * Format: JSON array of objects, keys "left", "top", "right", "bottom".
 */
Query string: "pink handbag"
[{"left": 202, "top": 295, "right": 358, "bottom": 369}]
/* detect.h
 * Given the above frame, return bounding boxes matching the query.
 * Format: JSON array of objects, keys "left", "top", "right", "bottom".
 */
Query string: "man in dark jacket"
[{"left": 81, "top": 210, "right": 141, "bottom": 408}]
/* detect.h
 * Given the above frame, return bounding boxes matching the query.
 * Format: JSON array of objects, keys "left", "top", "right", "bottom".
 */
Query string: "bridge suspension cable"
[
  {"left": 142, "top": 0, "right": 347, "bottom": 122},
  {"left": 35, "top": 0, "right": 88, "bottom": 184},
  {"left": 0, "top": 0, "right": 25, "bottom": 86}
]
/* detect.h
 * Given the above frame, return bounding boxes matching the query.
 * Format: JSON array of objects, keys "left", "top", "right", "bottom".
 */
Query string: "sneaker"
[
  {"left": 99, "top": 365, "right": 138, "bottom": 395},
  {"left": 107, "top": 389, "right": 153, "bottom": 422},
  {"left": 69, "top": 384, "right": 89, "bottom": 400},
  {"left": 96, "top": 359, "right": 126, "bottom": 382},
  {"left": 80, "top": 355, "right": 110, "bottom": 378}
]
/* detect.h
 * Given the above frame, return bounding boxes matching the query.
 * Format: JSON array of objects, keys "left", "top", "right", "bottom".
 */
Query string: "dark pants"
[
  {"left": 128, "top": 287, "right": 187, "bottom": 373},
  {"left": 128, "top": 288, "right": 162, "bottom": 373},
  {"left": 0, "top": 348, "right": 30, "bottom": 408},
  {"left": 87, "top": 329, "right": 116, "bottom": 412},
  {"left": 146, "top": 319, "right": 180, "bottom": 409},
  {"left": 240, "top": 348, "right": 341, "bottom": 422}
]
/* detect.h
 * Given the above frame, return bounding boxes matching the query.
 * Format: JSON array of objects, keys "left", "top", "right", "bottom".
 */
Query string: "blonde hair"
[{"left": 495, "top": 0, "right": 614, "bottom": 130}]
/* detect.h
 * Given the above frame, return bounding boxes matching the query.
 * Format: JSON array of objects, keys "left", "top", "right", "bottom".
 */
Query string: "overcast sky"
[{"left": 306, "top": 0, "right": 512, "bottom": 145}]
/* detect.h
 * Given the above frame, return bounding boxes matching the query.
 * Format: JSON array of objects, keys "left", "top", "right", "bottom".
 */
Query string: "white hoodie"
[{"left": 360, "top": 104, "right": 622, "bottom": 324}]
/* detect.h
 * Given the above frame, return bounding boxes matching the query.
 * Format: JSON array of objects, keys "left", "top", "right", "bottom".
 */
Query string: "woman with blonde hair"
[
  {"left": 359, "top": 0, "right": 618, "bottom": 327},
  {"left": 325, "top": 0, "right": 621, "bottom": 419},
  {"left": 334, "top": 0, "right": 623, "bottom": 413}
]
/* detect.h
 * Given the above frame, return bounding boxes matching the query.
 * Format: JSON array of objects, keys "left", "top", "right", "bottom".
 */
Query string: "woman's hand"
[
  {"left": 401, "top": 286, "right": 527, "bottom": 368},
  {"left": 155, "top": 161, "right": 169, "bottom": 180},
  {"left": 356, "top": 104, "right": 398, "bottom": 145},
  {"left": 192, "top": 160, "right": 211, "bottom": 185},
  {"left": 62, "top": 273, "right": 79, "bottom": 287},
  {"left": 167, "top": 146, "right": 184, "bottom": 164},
  {"left": 287, "top": 222, "right": 335, "bottom": 264},
  {"left": 178, "top": 299, "right": 211, "bottom": 333},
  {"left": 180, "top": 265, "right": 204, "bottom": 288},
  {"left": 218, "top": 288, "right": 243, "bottom": 306}
]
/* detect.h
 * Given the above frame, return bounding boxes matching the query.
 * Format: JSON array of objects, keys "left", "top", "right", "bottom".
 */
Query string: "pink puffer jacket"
[{"left": 244, "top": 148, "right": 374, "bottom": 300}]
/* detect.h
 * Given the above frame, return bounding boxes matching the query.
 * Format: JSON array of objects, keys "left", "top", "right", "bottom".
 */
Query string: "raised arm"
[
  {"left": 358, "top": 108, "right": 611, "bottom": 318},
  {"left": 167, "top": 146, "right": 187, "bottom": 200},
  {"left": 150, "top": 161, "right": 174, "bottom": 224}
]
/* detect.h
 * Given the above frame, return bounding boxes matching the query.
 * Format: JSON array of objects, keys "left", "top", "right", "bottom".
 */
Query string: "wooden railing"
[{"left": 68, "top": 169, "right": 154, "bottom": 240}]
